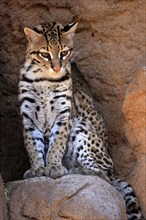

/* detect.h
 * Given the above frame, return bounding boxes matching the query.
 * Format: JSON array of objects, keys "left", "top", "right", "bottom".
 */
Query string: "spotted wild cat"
[{"left": 18, "top": 22, "right": 143, "bottom": 220}]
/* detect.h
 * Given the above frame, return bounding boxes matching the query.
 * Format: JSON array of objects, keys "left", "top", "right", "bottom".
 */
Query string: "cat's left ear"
[
  {"left": 24, "top": 27, "right": 42, "bottom": 43},
  {"left": 62, "top": 22, "right": 78, "bottom": 39}
]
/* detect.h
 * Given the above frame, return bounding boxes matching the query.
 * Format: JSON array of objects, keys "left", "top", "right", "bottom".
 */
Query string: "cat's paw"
[
  {"left": 45, "top": 165, "right": 68, "bottom": 179},
  {"left": 23, "top": 166, "right": 45, "bottom": 179}
]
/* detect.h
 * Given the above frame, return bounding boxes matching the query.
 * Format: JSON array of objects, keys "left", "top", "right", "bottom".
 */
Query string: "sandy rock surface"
[{"left": 6, "top": 175, "right": 126, "bottom": 220}]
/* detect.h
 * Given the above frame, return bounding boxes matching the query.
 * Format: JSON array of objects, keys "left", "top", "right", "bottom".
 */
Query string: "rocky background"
[{"left": 0, "top": 0, "right": 145, "bottom": 218}]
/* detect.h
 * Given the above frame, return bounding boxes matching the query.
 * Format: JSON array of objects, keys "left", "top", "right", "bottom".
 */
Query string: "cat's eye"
[
  {"left": 61, "top": 50, "right": 69, "bottom": 57},
  {"left": 40, "top": 52, "right": 51, "bottom": 60}
]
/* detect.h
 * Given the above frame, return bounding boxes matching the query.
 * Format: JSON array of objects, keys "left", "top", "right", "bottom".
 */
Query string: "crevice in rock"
[{"left": 57, "top": 183, "right": 91, "bottom": 218}]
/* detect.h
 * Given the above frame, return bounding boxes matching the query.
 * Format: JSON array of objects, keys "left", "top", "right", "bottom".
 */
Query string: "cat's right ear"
[
  {"left": 62, "top": 22, "right": 78, "bottom": 39},
  {"left": 24, "top": 27, "right": 42, "bottom": 43}
]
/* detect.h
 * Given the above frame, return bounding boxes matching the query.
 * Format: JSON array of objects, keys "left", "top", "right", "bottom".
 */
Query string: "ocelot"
[{"left": 18, "top": 21, "right": 143, "bottom": 220}]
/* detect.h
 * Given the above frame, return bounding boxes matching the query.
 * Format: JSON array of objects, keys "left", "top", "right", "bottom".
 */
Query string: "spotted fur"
[
  {"left": 19, "top": 22, "right": 78, "bottom": 178},
  {"left": 18, "top": 22, "right": 143, "bottom": 219}
]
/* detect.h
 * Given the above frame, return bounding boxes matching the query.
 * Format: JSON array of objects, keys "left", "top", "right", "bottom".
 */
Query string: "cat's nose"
[{"left": 53, "top": 66, "right": 61, "bottom": 73}]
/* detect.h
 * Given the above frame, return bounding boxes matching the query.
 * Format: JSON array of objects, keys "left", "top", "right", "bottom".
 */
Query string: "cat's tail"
[{"left": 112, "top": 179, "right": 144, "bottom": 220}]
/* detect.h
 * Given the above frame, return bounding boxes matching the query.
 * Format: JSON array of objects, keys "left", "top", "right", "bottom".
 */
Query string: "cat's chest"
[
  {"left": 32, "top": 81, "right": 71, "bottom": 101},
  {"left": 32, "top": 81, "right": 72, "bottom": 119}
]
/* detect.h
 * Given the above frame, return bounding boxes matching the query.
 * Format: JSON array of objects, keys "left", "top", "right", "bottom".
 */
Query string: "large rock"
[{"left": 6, "top": 175, "right": 126, "bottom": 220}]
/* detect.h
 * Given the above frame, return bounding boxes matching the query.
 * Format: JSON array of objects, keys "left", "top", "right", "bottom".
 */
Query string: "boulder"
[{"left": 6, "top": 175, "right": 126, "bottom": 220}]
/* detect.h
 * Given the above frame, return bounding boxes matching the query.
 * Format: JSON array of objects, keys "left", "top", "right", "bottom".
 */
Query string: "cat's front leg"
[
  {"left": 45, "top": 113, "right": 71, "bottom": 179},
  {"left": 23, "top": 128, "right": 45, "bottom": 179}
]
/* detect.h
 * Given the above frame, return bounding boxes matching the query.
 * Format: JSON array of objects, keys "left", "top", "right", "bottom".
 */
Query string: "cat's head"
[{"left": 24, "top": 22, "right": 78, "bottom": 76}]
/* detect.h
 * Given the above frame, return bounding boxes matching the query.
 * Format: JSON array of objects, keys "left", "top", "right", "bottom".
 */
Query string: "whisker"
[{"left": 71, "top": 51, "right": 80, "bottom": 62}]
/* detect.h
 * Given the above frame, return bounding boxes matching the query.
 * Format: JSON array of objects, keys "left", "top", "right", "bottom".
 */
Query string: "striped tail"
[{"left": 113, "top": 179, "right": 144, "bottom": 220}]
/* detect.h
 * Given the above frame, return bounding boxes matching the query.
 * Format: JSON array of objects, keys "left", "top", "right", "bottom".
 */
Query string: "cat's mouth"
[
  {"left": 43, "top": 65, "right": 66, "bottom": 79},
  {"left": 43, "top": 63, "right": 66, "bottom": 74},
  {"left": 50, "top": 66, "right": 64, "bottom": 75}
]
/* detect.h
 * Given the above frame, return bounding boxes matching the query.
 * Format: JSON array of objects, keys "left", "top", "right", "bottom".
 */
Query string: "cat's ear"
[
  {"left": 62, "top": 22, "right": 78, "bottom": 39},
  {"left": 24, "top": 27, "right": 42, "bottom": 43}
]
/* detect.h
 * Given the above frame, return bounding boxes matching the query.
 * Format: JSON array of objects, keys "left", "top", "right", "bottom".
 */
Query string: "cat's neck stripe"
[{"left": 21, "top": 72, "right": 70, "bottom": 83}]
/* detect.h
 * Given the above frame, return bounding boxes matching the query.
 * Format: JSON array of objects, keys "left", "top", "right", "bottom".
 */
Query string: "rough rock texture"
[
  {"left": 0, "top": 0, "right": 145, "bottom": 217},
  {"left": 122, "top": 69, "right": 146, "bottom": 217},
  {"left": 6, "top": 175, "right": 126, "bottom": 220},
  {"left": 0, "top": 175, "right": 8, "bottom": 220}
]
